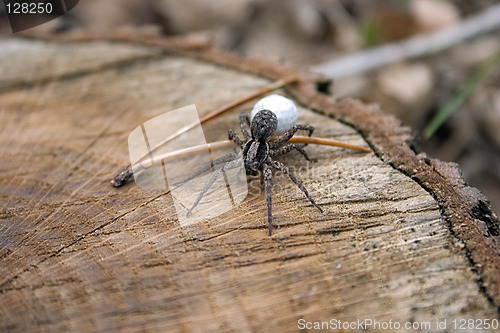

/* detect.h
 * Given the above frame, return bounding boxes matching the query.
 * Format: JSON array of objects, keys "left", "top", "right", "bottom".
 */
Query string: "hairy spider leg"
[
  {"left": 186, "top": 157, "right": 243, "bottom": 216},
  {"left": 262, "top": 163, "right": 274, "bottom": 235},
  {"left": 268, "top": 158, "right": 323, "bottom": 213},
  {"left": 185, "top": 125, "right": 249, "bottom": 217},
  {"left": 227, "top": 128, "right": 249, "bottom": 181},
  {"left": 239, "top": 113, "right": 252, "bottom": 141},
  {"left": 228, "top": 129, "right": 246, "bottom": 149},
  {"left": 270, "top": 143, "right": 316, "bottom": 162},
  {"left": 269, "top": 124, "right": 315, "bottom": 148},
  {"left": 173, "top": 152, "right": 240, "bottom": 186}
]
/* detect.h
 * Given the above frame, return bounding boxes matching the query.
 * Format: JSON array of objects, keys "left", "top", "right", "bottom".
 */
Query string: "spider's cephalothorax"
[
  {"left": 188, "top": 109, "right": 323, "bottom": 235},
  {"left": 242, "top": 109, "right": 276, "bottom": 174}
]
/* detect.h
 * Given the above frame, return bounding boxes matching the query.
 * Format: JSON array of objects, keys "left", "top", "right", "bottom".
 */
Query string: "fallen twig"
[{"left": 311, "top": 4, "right": 500, "bottom": 78}]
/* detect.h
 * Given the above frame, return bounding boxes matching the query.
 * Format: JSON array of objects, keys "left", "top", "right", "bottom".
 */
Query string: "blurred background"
[{"left": 1, "top": 0, "right": 499, "bottom": 214}]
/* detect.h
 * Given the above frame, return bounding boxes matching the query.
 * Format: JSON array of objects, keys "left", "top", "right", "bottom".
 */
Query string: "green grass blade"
[{"left": 423, "top": 50, "right": 500, "bottom": 139}]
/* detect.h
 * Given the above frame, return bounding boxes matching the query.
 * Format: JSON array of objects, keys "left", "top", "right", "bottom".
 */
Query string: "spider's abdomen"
[{"left": 251, "top": 109, "right": 278, "bottom": 142}]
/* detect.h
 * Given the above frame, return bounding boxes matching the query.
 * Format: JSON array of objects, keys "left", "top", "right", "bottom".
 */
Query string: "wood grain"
[{"left": 0, "top": 36, "right": 498, "bottom": 332}]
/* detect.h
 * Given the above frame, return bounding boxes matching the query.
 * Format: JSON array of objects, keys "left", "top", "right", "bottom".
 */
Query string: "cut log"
[{"left": 0, "top": 32, "right": 498, "bottom": 332}]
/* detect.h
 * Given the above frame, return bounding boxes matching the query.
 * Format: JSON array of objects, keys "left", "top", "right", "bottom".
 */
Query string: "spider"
[{"left": 186, "top": 109, "right": 323, "bottom": 235}]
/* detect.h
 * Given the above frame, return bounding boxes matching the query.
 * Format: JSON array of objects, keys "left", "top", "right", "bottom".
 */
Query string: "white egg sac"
[{"left": 251, "top": 94, "right": 298, "bottom": 135}]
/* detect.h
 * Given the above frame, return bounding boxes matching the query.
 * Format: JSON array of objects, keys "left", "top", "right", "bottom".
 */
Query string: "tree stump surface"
[{"left": 1, "top": 32, "right": 499, "bottom": 332}]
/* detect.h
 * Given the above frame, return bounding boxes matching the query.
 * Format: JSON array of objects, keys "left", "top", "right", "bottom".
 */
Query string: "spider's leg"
[
  {"left": 269, "top": 124, "right": 315, "bottom": 148},
  {"left": 262, "top": 163, "right": 274, "bottom": 235},
  {"left": 270, "top": 143, "right": 316, "bottom": 162},
  {"left": 259, "top": 170, "right": 265, "bottom": 187},
  {"left": 186, "top": 158, "right": 242, "bottom": 216},
  {"left": 239, "top": 113, "right": 252, "bottom": 141},
  {"left": 173, "top": 152, "right": 239, "bottom": 186},
  {"left": 229, "top": 129, "right": 246, "bottom": 149},
  {"left": 269, "top": 159, "right": 323, "bottom": 213}
]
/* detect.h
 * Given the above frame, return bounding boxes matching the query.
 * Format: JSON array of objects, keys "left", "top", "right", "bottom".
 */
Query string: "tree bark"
[{"left": 0, "top": 31, "right": 498, "bottom": 332}]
